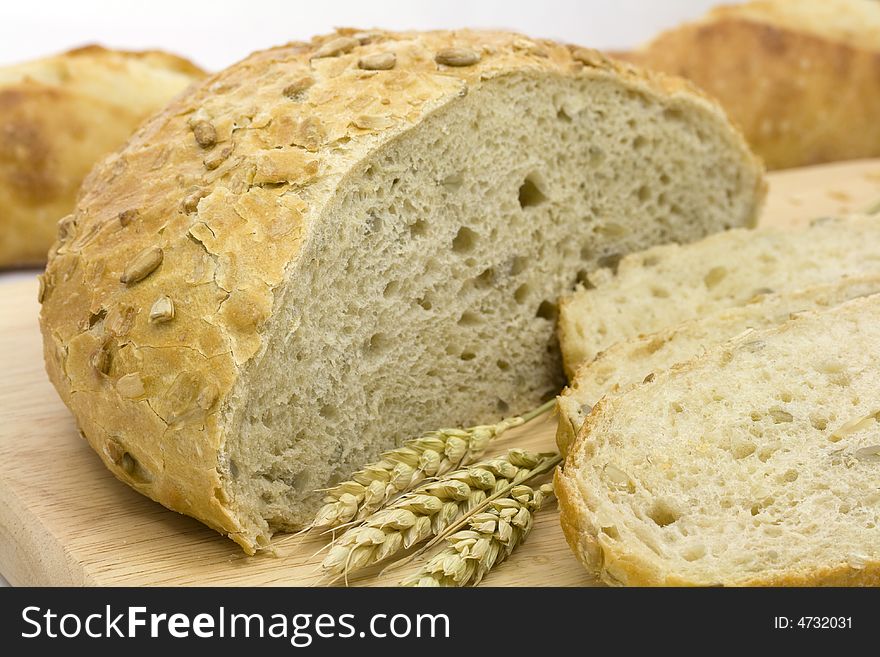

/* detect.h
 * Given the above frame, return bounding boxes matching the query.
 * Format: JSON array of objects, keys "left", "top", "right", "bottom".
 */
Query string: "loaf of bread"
[
  {"left": 556, "top": 275, "right": 880, "bottom": 456},
  {"left": 0, "top": 45, "right": 205, "bottom": 268},
  {"left": 617, "top": 0, "right": 880, "bottom": 169},
  {"left": 38, "top": 29, "right": 763, "bottom": 553},
  {"left": 558, "top": 214, "right": 880, "bottom": 378},
  {"left": 556, "top": 294, "right": 880, "bottom": 586}
]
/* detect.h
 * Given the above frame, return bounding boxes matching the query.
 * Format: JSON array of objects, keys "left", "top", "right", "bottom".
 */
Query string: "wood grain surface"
[{"left": 1, "top": 159, "right": 879, "bottom": 587}]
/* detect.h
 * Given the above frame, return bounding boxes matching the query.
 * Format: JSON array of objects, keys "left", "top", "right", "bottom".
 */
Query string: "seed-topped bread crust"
[{"left": 39, "top": 29, "right": 762, "bottom": 552}]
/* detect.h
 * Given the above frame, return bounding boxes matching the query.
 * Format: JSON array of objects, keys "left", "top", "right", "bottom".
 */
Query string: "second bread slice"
[
  {"left": 558, "top": 214, "right": 880, "bottom": 377},
  {"left": 556, "top": 294, "right": 880, "bottom": 586},
  {"left": 556, "top": 275, "right": 880, "bottom": 454}
]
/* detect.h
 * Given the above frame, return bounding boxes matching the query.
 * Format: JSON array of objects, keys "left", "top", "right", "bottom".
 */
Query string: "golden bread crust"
[
  {"left": 39, "top": 29, "right": 757, "bottom": 553},
  {"left": 0, "top": 45, "right": 205, "bottom": 267},
  {"left": 621, "top": 0, "right": 880, "bottom": 169}
]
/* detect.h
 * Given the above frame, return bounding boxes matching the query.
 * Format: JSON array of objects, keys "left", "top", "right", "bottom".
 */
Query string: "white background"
[
  {"left": 1, "top": 0, "right": 728, "bottom": 70},
  {"left": 0, "top": 0, "right": 736, "bottom": 587}
]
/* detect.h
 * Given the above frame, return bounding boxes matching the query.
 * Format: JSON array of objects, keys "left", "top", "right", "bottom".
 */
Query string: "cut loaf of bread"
[
  {"left": 556, "top": 274, "right": 880, "bottom": 456},
  {"left": 558, "top": 214, "right": 880, "bottom": 378},
  {"left": 616, "top": 0, "right": 880, "bottom": 169},
  {"left": 556, "top": 294, "right": 880, "bottom": 586},
  {"left": 0, "top": 45, "right": 205, "bottom": 267},
  {"left": 38, "top": 29, "right": 763, "bottom": 552}
]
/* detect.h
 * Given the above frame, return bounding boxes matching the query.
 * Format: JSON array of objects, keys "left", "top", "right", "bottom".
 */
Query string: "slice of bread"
[
  {"left": 558, "top": 214, "right": 880, "bottom": 378},
  {"left": 556, "top": 275, "right": 880, "bottom": 455},
  {"left": 617, "top": 0, "right": 880, "bottom": 169},
  {"left": 38, "top": 30, "right": 763, "bottom": 552},
  {"left": 556, "top": 294, "right": 880, "bottom": 586}
]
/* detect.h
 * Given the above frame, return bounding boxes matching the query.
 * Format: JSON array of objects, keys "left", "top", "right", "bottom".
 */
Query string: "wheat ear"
[
  {"left": 401, "top": 483, "right": 555, "bottom": 587},
  {"left": 311, "top": 399, "right": 555, "bottom": 531},
  {"left": 319, "top": 449, "right": 555, "bottom": 583}
]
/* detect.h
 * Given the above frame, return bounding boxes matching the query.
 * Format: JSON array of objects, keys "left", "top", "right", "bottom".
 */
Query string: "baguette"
[
  {"left": 0, "top": 45, "right": 205, "bottom": 267},
  {"left": 617, "top": 0, "right": 880, "bottom": 169},
  {"left": 39, "top": 29, "right": 763, "bottom": 552},
  {"left": 556, "top": 294, "right": 880, "bottom": 586}
]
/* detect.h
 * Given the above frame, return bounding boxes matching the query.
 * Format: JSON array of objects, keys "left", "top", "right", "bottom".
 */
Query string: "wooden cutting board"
[{"left": 2, "top": 159, "right": 879, "bottom": 587}]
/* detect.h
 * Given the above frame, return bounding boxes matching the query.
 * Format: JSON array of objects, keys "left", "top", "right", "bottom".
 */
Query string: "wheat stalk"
[
  {"left": 401, "top": 483, "right": 555, "bottom": 587},
  {"left": 311, "top": 400, "right": 555, "bottom": 531},
  {"left": 318, "top": 449, "right": 556, "bottom": 583}
]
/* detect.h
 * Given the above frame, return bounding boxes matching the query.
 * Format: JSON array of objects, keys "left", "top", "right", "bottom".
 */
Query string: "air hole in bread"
[
  {"left": 650, "top": 286, "right": 670, "bottom": 299},
  {"left": 458, "top": 311, "right": 481, "bottom": 326},
  {"left": 474, "top": 268, "right": 495, "bottom": 289},
  {"left": 663, "top": 107, "right": 684, "bottom": 122},
  {"left": 757, "top": 446, "right": 776, "bottom": 462},
  {"left": 636, "top": 185, "right": 651, "bottom": 203},
  {"left": 647, "top": 500, "right": 680, "bottom": 527},
  {"left": 319, "top": 404, "right": 338, "bottom": 420},
  {"left": 514, "top": 283, "right": 531, "bottom": 304},
  {"left": 576, "top": 269, "right": 592, "bottom": 287},
  {"left": 368, "top": 332, "right": 390, "bottom": 354},
  {"left": 729, "top": 437, "right": 756, "bottom": 459},
  {"left": 383, "top": 280, "right": 399, "bottom": 297},
  {"left": 601, "top": 525, "right": 620, "bottom": 540},
  {"left": 703, "top": 266, "right": 727, "bottom": 289},
  {"left": 496, "top": 359, "right": 510, "bottom": 371},
  {"left": 579, "top": 243, "right": 592, "bottom": 261},
  {"left": 440, "top": 173, "right": 463, "bottom": 191},
  {"left": 536, "top": 299, "right": 558, "bottom": 321},
  {"left": 632, "top": 135, "right": 647, "bottom": 150},
  {"left": 597, "top": 252, "right": 622, "bottom": 273},
  {"left": 408, "top": 218, "right": 428, "bottom": 237},
  {"left": 518, "top": 174, "right": 547, "bottom": 208},
  {"left": 460, "top": 350, "right": 476, "bottom": 361},
  {"left": 597, "top": 222, "right": 627, "bottom": 237},
  {"left": 452, "top": 226, "right": 478, "bottom": 253},
  {"left": 365, "top": 213, "right": 382, "bottom": 235},
  {"left": 496, "top": 399, "right": 510, "bottom": 413},
  {"left": 509, "top": 255, "right": 529, "bottom": 275}
]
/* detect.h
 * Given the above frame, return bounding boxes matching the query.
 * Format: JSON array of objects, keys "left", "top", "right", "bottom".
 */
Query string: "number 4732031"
[{"left": 774, "top": 617, "right": 852, "bottom": 629}]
